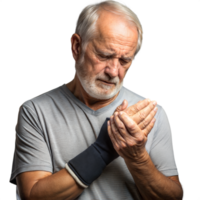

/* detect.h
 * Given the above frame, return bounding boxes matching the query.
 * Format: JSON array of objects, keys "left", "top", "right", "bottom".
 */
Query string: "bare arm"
[
  {"left": 125, "top": 151, "right": 183, "bottom": 200},
  {"left": 108, "top": 100, "right": 183, "bottom": 200},
  {"left": 15, "top": 100, "right": 143, "bottom": 200},
  {"left": 16, "top": 169, "right": 84, "bottom": 200}
]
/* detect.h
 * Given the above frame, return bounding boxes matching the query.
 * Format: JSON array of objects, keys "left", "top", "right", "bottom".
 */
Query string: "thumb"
[{"left": 115, "top": 100, "right": 128, "bottom": 112}]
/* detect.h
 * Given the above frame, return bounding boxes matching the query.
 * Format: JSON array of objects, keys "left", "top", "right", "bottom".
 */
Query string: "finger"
[
  {"left": 132, "top": 101, "right": 157, "bottom": 124},
  {"left": 110, "top": 115, "right": 126, "bottom": 148},
  {"left": 113, "top": 112, "right": 134, "bottom": 145},
  {"left": 110, "top": 115, "right": 119, "bottom": 134},
  {"left": 110, "top": 116, "right": 119, "bottom": 150},
  {"left": 118, "top": 112, "right": 141, "bottom": 136},
  {"left": 107, "top": 120, "right": 116, "bottom": 144},
  {"left": 143, "top": 118, "right": 156, "bottom": 137},
  {"left": 138, "top": 107, "right": 158, "bottom": 130},
  {"left": 107, "top": 120, "right": 119, "bottom": 150},
  {"left": 134, "top": 99, "right": 151, "bottom": 111},
  {"left": 115, "top": 100, "right": 128, "bottom": 112},
  {"left": 113, "top": 112, "right": 130, "bottom": 140},
  {"left": 124, "top": 98, "right": 151, "bottom": 117}
]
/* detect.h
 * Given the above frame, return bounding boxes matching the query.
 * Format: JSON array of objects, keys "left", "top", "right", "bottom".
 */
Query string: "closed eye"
[
  {"left": 98, "top": 54, "right": 112, "bottom": 60},
  {"left": 99, "top": 54, "right": 128, "bottom": 64},
  {"left": 121, "top": 60, "right": 128, "bottom": 64}
]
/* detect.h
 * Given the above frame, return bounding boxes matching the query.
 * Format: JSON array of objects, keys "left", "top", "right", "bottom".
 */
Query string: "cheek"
[
  {"left": 85, "top": 53, "right": 107, "bottom": 73},
  {"left": 119, "top": 67, "right": 128, "bottom": 81},
  {"left": 85, "top": 52, "right": 100, "bottom": 66}
]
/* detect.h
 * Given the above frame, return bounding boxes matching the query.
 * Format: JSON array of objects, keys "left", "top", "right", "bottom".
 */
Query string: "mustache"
[{"left": 97, "top": 78, "right": 119, "bottom": 84}]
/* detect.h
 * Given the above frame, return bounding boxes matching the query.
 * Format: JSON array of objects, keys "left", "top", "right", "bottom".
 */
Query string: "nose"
[{"left": 104, "top": 58, "right": 120, "bottom": 78}]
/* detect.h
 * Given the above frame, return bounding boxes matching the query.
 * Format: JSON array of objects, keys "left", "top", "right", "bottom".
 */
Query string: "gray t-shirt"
[{"left": 10, "top": 84, "right": 178, "bottom": 200}]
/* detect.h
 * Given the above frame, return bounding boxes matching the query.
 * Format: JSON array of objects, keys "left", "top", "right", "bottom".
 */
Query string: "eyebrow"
[{"left": 96, "top": 49, "right": 134, "bottom": 61}]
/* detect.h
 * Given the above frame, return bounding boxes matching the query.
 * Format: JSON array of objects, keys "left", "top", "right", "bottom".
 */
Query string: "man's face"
[{"left": 76, "top": 11, "right": 138, "bottom": 100}]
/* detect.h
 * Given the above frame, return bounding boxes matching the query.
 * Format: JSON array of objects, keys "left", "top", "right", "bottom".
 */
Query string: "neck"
[{"left": 66, "top": 74, "right": 119, "bottom": 111}]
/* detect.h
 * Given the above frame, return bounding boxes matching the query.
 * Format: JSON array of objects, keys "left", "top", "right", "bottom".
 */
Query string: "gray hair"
[{"left": 75, "top": 0, "right": 143, "bottom": 56}]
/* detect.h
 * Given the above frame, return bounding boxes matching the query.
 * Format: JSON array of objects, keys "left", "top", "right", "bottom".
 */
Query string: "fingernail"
[
  {"left": 107, "top": 121, "right": 110, "bottom": 126},
  {"left": 153, "top": 101, "right": 158, "bottom": 106},
  {"left": 115, "top": 112, "right": 118, "bottom": 116},
  {"left": 154, "top": 107, "right": 158, "bottom": 111},
  {"left": 119, "top": 111, "right": 123, "bottom": 116}
]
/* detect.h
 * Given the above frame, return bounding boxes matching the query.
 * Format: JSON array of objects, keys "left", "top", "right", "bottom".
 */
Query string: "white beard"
[{"left": 76, "top": 63, "right": 123, "bottom": 100}]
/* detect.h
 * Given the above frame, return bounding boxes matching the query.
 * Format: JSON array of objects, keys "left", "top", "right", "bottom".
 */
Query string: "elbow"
[
  {"left": 175, "top": 183, "right": 183, "bottom": 200},
  {"left": 176, "top": 189, "right": 183, "bottom": 200},
  {"left": 177, "top": 193, "right": 183, "bottom": 200}
]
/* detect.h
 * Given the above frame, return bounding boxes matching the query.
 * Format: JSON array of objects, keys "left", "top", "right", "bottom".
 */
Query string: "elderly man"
[{"left": 10, "top": 1, "right": 183, "bottom": 200}]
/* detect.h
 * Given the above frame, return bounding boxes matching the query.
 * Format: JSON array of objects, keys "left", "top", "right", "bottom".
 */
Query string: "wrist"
[
  {"left": 66, "top": 144, "right": 106, "bottom": 187},
  {"left": 124, "top": 149, "right": 150, "bottom": 167}
]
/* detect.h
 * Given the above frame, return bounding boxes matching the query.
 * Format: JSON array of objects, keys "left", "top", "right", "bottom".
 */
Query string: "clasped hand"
[{"left": 108, "top": 99, "right": 157, "bottom": 163}]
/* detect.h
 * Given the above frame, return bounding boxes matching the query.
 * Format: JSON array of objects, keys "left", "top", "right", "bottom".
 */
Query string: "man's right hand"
[{"left": 114, "top": 99, "right": 157, "bottom": 131}]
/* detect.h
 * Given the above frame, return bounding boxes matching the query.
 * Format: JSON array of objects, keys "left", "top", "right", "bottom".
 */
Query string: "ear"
[{"left": 71, "top": 34, "right": 82, "bottom": 61}]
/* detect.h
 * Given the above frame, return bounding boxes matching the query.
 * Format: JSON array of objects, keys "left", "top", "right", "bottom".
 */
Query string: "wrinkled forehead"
[
  {"left": 89, "top": 11, "right": 138, "bottom": 56},
  {"left": 95, "top": 10, "right": 138, "bottom": 45}
]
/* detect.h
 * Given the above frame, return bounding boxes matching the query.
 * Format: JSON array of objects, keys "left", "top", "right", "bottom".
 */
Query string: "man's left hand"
[{"left": 107, "top": 111, "right": 155, "bottom": 163}]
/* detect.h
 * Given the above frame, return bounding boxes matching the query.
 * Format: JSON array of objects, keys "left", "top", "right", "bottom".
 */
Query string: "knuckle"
[
  {"left": 137, "top": 135, "right": 145, "bottom": 143},
  {"left": 117, "top": 120, "right": 125, "bottom": 128},
  {"left": 139, "top": 111, "right": 145, "bottom": 120},
  {"left": 135, "top": 104, "right": 140, "bottom": 112},
  {"left": 131, "top": 109, "right": 136, "bottom": 115},
  {"left": 118, "top": 124, "right": 124, "bottom": 131},
  {"left": 113, "top": 129, "right": 119, "bottom": 135},
  {"left": 142, "top": 119, "right": 149, "bottom": 128},
  {"left": 129, "top": 123, "right": 136, "bottom": 132},
  {"left": 114, "top": 109, "right": 118, "bottom": 113},
  {"left": 149, "top": 123, "right": 154, "bottom": 130},
  {"left": 121, "top": 143, "right": 127, "bottom": 149},
  {"left": 127, "top": 140, "right": 135, "bottom": 147},
  {"left": 126, "top": 108, "right": 135, "bottom": 116}
]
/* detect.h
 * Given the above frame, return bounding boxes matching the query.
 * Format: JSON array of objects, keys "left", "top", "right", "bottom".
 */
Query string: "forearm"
[
  {"left": 19, "top": 169, "right": 84, "bottom": 200},
  {"left": 125, "top": 150, "right": 183, "bottom": 200}
]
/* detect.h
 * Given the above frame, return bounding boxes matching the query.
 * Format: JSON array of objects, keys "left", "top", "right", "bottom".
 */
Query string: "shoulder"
[
  {"left": 149, "top": 106, "right": 172, "bottom": 150},
  {"left": 17, "top": 85, "right": 63, "bottom": 111},
  {"left": 154, "top": 106, "right": 170, "bottom": 132}
]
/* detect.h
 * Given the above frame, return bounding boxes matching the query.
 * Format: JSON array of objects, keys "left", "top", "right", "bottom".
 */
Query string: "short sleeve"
[
  {"left": 10, "top": 104, "right": 53, "bottom": 185},
  {"left": 149, "top": 107, "right": 178, "bottom": 177}
]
